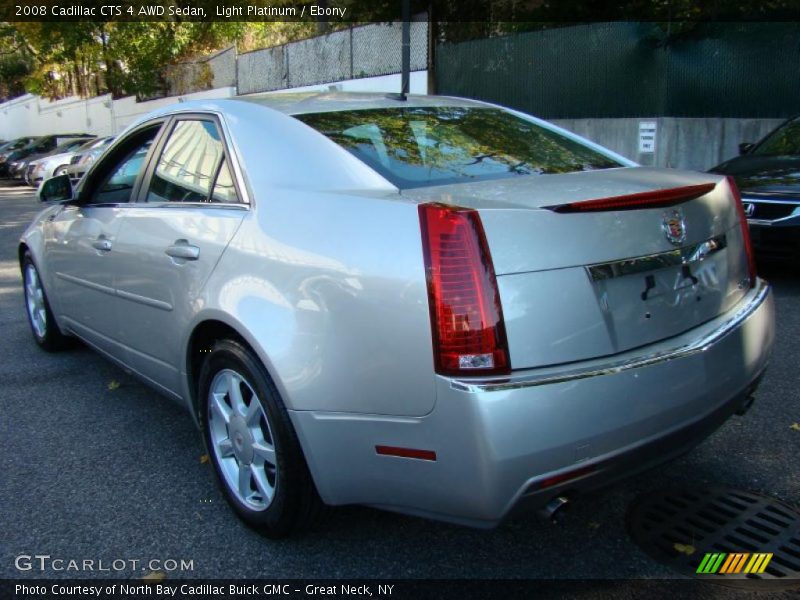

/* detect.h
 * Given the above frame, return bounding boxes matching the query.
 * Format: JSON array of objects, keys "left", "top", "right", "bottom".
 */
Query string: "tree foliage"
[{"left": 1, "top": 21, "right": 312, "bottom": 101}]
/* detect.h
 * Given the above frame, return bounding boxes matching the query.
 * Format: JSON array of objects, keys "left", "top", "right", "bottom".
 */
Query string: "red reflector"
[
  {"left": 375, "top": 446, "right": 437, "bottom": 461},
  {"left": 549, "top": 182, "right": 716, "bottom": 213},
  {"left": 418, "top": 203, "right": 510, "bottom": 376},
  {"left": 538, "top": 465, "right": 596, "bottom": 490},
  {"left": 726, "top": 176, "right": 757, "bottom": 288}
]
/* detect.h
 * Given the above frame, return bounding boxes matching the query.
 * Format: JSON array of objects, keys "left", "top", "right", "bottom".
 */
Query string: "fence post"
[
  {"left": 427, "top": 9, "right": 436, "bottom": 94},
  {"left": 234, "top": 44, "right": 239, "bottom": 95},
  {"left": 401, "top": 0, "right": 410, "bottom": 98}
]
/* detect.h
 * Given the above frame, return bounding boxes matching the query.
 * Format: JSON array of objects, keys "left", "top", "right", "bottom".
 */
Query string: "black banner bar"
[
  {"left": 2, "top": 579, "right": 794, "bottom": 600},
  {"left": 3, "top": 0, "right": 800, "bottom": 23}
]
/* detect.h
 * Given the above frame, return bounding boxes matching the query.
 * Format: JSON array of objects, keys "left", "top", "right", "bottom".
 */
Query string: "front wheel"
[
  {"left": 54, "top": 165, "right": 69, "bottom": 177},
  {"left": 199, "top": 339, "right": 325, "bottom": 537},
  {"left": 22, "top": 252, "right": 70, "bottom": 352}
]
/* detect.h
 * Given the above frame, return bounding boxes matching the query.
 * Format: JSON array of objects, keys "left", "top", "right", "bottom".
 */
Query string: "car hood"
[
  {"left": 710, "top": 154, "right": 800, "bottom": 196},
  {"left": 34, "top": 151, "right": 72, "bottom": 165}
]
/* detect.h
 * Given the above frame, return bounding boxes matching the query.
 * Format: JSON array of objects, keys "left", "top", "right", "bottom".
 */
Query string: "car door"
[
  {"left": 44, "top": 123, "right": 164, "bottom": 359},
  {"left": 111, "top": 115, "right": 247, "bottom": 395}
]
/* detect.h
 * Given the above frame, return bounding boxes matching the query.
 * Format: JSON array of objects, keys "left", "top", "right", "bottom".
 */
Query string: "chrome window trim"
[
  {"left": 450, "top": 278, "right": 770, "bottom": 393},
  {"left": 121, "top": 201, "right": 249, "bottom": 211}
]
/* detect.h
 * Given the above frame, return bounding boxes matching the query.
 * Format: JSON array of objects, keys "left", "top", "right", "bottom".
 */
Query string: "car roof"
[{"left": 233, "top": 91, "right": 490, "bottom": 115}]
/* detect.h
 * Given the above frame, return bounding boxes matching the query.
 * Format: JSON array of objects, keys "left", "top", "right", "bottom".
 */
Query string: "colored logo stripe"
[
  {"left": 696, "top": 552, "right": 773, "bottom": 575},
  {"left": 744, "top": 553, "right": 773, "bottom": 574},
  {"left": 719, "top": 553, "right": 748, "bottom": 573},
  {"left": 697, "top": 553, "right": 726, "bottom": 574}
]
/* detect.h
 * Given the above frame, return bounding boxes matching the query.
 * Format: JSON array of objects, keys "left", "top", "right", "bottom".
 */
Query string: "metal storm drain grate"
[{"left": 626, "top": 487, "right": 800, "bottom": 589}]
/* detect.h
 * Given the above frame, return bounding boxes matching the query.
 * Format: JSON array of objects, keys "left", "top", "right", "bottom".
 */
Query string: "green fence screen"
[{"left": 435, "top": 22, "right": 800, "bottom": 119}]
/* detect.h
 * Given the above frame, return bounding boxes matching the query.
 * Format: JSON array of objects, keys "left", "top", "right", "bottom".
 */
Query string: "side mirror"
[
  {"left": 38, "top": 174, "right": 74, "bottom": 203},
  {"left": 738, "top": 142, "right": 754, "bottom": 156}
]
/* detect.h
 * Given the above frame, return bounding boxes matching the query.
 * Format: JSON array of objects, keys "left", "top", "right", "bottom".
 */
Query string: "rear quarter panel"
[{"left": 198, "top": 189, "right": 437, "bottom": 417}]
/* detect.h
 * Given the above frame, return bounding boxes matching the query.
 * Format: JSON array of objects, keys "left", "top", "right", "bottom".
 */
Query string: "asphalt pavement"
[{"left": 1, "top": 181, "right": 798, "bottom": 591}]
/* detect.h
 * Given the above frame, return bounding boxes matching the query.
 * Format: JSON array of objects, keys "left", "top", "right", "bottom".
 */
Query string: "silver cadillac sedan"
[{"left": 21, "top": 93, "right": 775, "bottom": 537}]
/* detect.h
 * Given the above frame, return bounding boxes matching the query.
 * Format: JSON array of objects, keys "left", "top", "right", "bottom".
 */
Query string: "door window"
[
  {"left": 87, "top": 127, "right": 160, "bottom": 205},
  {"left": 147, "top": 119, "right": 239, "bottom": 204}
]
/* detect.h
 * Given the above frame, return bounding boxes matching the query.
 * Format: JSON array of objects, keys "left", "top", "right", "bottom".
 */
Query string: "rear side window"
[
  {"left": 146, "top": 119, "right": 239, "bottom": 204},
  {"left": 295, "top": 107, "right": 621, "bottom": 189}
]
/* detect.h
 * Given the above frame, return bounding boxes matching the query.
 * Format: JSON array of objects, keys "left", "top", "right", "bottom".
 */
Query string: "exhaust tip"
[{"left": 539, "top": 496, "right": 569, "bottom": 523}]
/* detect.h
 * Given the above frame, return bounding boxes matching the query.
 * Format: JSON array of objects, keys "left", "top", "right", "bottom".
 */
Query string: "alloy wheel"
[
  {"left": 24, "top": 264, "right": 47, "bottom": 338},
  {"left": 207, "top": 369, "right": 278, "bottom": 511}
]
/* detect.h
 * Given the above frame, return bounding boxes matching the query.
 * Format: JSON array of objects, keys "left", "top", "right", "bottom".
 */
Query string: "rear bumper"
[{"left": 291, "top": 279, "right": 775, "bottom": 527}]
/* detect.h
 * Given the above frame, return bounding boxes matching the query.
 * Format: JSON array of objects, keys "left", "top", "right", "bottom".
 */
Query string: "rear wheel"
[
  {"left": 22, "top": 252, "right": 70, "bottom": 352},
  {"left": 199, "top": 339, "right": 325, "bottom": 537}
]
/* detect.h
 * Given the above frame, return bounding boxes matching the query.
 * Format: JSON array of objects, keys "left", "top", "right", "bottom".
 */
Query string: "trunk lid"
[{"left": 404, "top": 167, "right": 751, "bottom": 369}]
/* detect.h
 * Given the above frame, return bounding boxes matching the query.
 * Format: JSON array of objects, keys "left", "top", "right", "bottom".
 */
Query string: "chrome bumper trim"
[{"left": 451, "top": 278, "right": 770, "bottom": 393}]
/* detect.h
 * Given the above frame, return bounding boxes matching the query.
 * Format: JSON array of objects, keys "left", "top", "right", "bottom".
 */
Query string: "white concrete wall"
[
  {"left": 0, "top": 71, "right": 425, "bottom": 142},
  {"left": 0, "top": 87, "right": 237, "bottom": 141},
  {"left": 110, "top": 86, "right": 236, "bottom": 132},
  {"left": 552, "top": 117, "right": 785, "bottom": 171},
  {"left": 256, "top": 70, "right": 428, "bottom": 95}
]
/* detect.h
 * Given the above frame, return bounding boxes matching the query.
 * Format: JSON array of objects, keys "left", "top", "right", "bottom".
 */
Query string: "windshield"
[
  {"left": 25, "top": 138, "right": 52, "bottom": 152},
  {"left": 3, "top": 138, "right": 35, "bottom": 152},
  {"left": 295, "top": 107, "right": 621, "bottom": 189},
  {"left": 53, "top": 138, "right": 92, "bottom": 153},
  {"left": 753, "top": 118, "right": 800, "bottom": 156}
]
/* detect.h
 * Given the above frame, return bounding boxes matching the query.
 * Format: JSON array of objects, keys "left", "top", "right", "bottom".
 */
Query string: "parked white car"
[{"left": 26, "top": 137, "right": 95, "bottom": 186}]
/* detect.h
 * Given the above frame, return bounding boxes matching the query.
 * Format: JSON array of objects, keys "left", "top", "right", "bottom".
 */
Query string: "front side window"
[
  {"left": 147, "top": 119, "right": 238, "bottom": 203},
  {"left": 295, "top": 107, "right": 622, "bottom": 189},
  {"left": 88, "top": 128, "right": 159, "bottom": 205}
]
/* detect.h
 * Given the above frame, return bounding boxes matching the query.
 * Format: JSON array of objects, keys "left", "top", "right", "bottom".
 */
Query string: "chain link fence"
[
  {"left": 165, "top": 45, "right": 237, "bottom": 97},
  {"left": 237, "top": 21, "right": 428, "bottom": 95}
]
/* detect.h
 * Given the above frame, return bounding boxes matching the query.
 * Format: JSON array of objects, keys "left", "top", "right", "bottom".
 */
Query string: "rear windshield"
[{"left": 296, "top": 107, "right": 621, "bottom": 188}]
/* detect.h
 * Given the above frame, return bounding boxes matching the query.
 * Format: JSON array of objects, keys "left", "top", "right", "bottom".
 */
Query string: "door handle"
[
  {"left": 91, "top": 237, "right": 112, "bottom": 252},
  {"left": 165, "top": 240, "right": 200, "bottom": 261}
]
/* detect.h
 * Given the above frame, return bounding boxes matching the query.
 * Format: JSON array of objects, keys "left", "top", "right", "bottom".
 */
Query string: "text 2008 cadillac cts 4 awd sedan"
[{"left": 21, "top": 93, "right": 774, "bottom": 537}]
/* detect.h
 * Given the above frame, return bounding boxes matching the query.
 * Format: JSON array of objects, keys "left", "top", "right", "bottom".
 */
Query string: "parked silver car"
[
  {"left": 64, "top": 136, "right": 115, "bottom": 185},
  {"left": 20, "top": 93, "right": 774, "bottom": 537}
]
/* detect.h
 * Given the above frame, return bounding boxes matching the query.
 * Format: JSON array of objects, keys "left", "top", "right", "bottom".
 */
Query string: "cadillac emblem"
[{"left": 662, "top": 208, "right": 687, "bottom": 246}]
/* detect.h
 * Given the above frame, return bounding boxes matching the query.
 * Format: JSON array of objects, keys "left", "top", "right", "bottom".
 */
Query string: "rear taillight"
[
  {"left": 418, "top": 203, "right": 510, "bottom": 376},
  {"left": 727, "top": 176, "right": 757, "bottom": 288}
]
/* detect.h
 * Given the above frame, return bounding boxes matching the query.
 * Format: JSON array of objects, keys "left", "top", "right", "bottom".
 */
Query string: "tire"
[
  {"left": 54, "top": 165, "right": 68, "bottom": 177},
  {"left": 199, "top": 339, "right": 326, "bottom": 537},
  {"left": 22, "top": 252, "right": 70, "bottom": 352}
]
